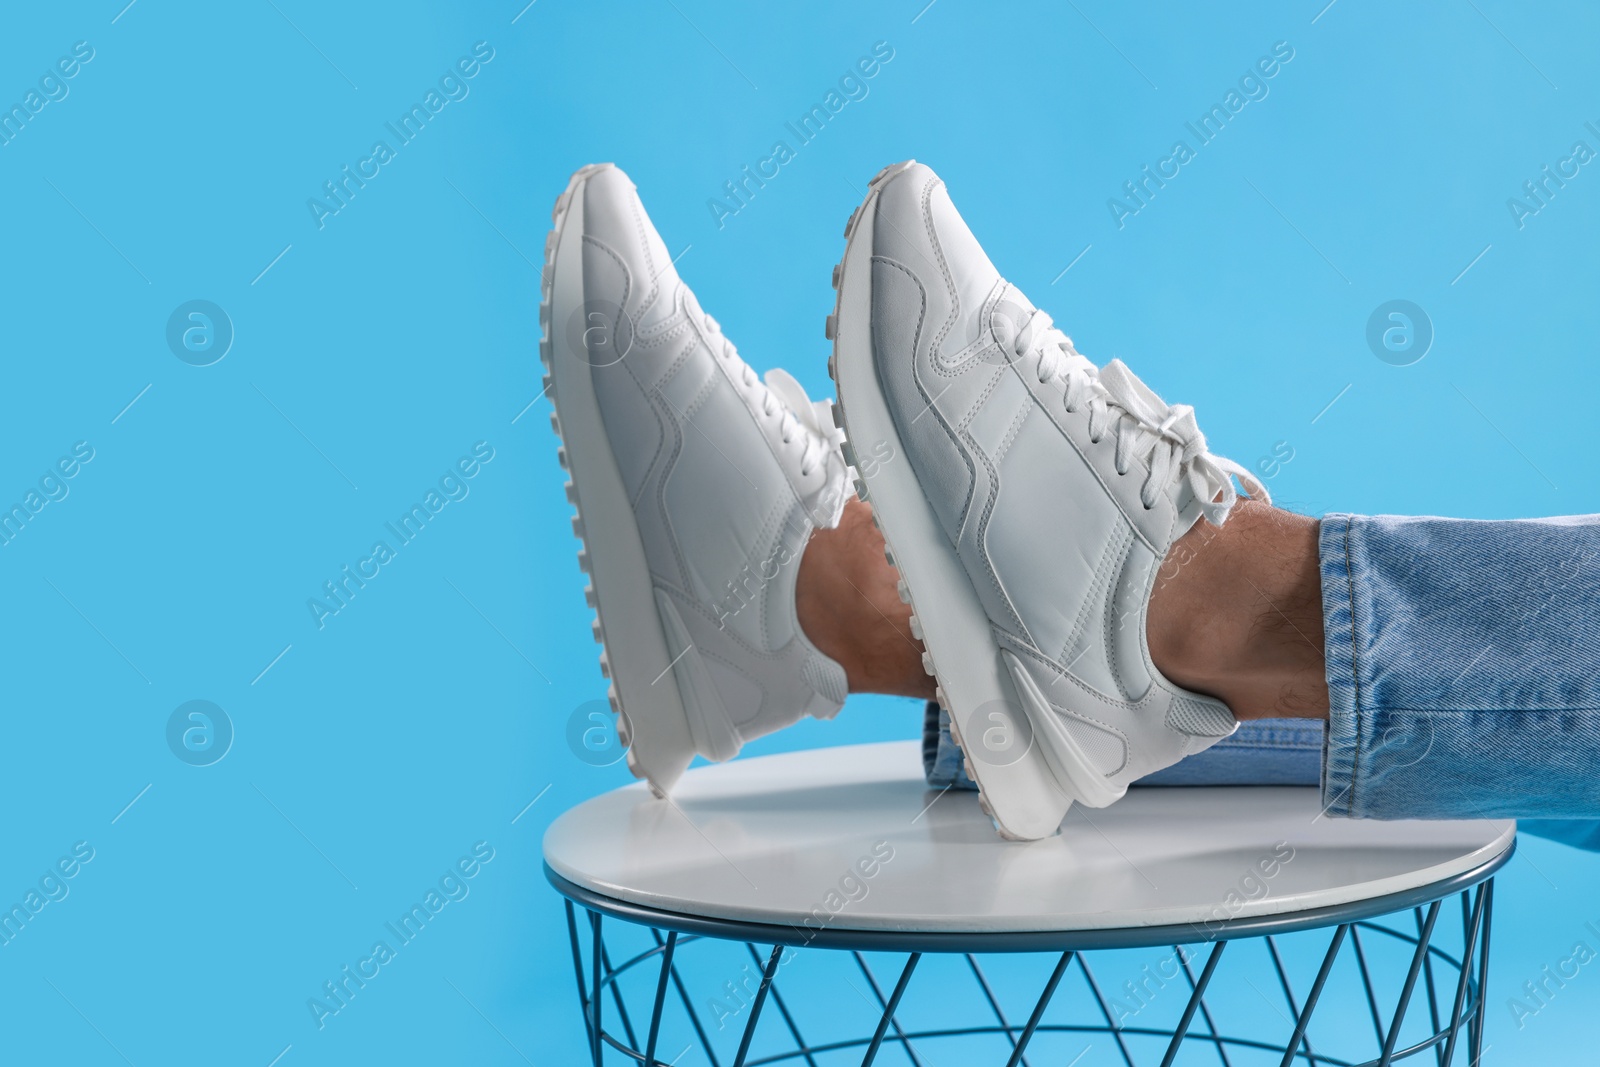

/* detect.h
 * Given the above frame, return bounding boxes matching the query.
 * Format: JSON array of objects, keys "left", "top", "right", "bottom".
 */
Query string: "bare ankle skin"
[
  {"left": 796, "top": 498, "right": 935, "bottom": 700},
  {"left": 1147, "top": 500, "right": 1330, "bottom": 720},
  {"left": 799, "top": 496, "right": 1328, "bottom": 720}
]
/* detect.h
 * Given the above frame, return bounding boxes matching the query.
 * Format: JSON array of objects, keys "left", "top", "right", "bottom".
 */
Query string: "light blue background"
[{"left": 1, "top": 0, "right": 1596, "bottom": 1062}]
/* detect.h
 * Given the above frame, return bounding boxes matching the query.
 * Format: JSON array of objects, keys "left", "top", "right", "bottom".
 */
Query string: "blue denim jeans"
[
  {"left": 924, "top": 512, "right": 1600, "bottom": 849},
  {"left": 922, "top": 705, "right": 1325, "bottom": 789}
]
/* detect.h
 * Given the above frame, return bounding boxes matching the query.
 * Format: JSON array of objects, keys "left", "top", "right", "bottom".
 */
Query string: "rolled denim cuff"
[
  {"left": 1319, "top": 513, "right": 1361, "bottom": 817},
  {"left": 1315, "top": 512, "right": 1600, "bottom": 819}
]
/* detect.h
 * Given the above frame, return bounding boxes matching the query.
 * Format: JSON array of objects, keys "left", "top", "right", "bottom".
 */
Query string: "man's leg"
[
  {"left": 798, "top": 159, "right": 1600, "bottom": 824},
  {"left": 797, "top": 496, "right": 1328, "bottom": 796},
  {"left": 1146, "top": 500, "right": 1329, "bottom": 721},
  {"left": 795, "top": 497, "right": 934, "bottom": 701},
  {"left": 799, "top": 493, "right": 1600, "bottom": 820},
  {"left": 1313, "top": 513, "right": 1600, "bottom": 819},
  {"left": 798, "top": 496, "right": 1330, "bottom": 721}
]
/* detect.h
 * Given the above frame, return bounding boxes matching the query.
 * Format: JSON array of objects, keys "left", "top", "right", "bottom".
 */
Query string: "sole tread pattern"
[
  {"left": 824, "top": 160, "right": 1013, "bottom": 837},
  {"left": 539, "top": 164, "right": 656, "bottom": 795}
]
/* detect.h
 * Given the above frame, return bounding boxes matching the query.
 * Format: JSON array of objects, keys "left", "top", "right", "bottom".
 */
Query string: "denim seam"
[
  {"left": 1343, "top": 515, "right": 1362, "bottom": 812},
  {"left": 1317, "top": 515, "right": 1361, "bottom": 818},
  {"left": 1369, "top": 705, "right": 1600, "bottom": 714}
]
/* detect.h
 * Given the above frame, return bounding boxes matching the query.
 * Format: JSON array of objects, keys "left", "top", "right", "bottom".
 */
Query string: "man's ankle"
[
  {"left": 796, "top": 499, "right": 935, "bottom": 700},
  {"left": 1147, "top": 502, "right": 1329, "bottom": 720}
]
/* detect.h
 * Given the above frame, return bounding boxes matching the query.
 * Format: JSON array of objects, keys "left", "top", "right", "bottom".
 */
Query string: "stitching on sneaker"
[
  {"left": 580, "top": 233, "right": 690, "bottom": 349},
  {"left": 1100, "top": 526, "right": 1142, "bottom": 701},
  {"left": 1058, "top": 521, "right": 1127, "bottom": 676},
  {"left": 577, "top": 235, "right": 676, "bottom": 522},
  {"left": 989, "top": 386, "right": 1033, "bottom": 464},
  {"left": 749, "top": 496, "right": 791, "bottom": 654},
  {"left": 874, "top": 254, "right": 983, "bottom": 554},
  {"left": 972, "top": 385, "right": 1037, "bottom": 634},
  {"left": 627, "top": 189, "right": 665, "bottom": 326},
  {"left": 999, "top": 635, "right": 1141, "bottom": 750},
  {"left": 653, "top": 366, "right": 724, "bottom": 593},
  {"left": 1019, "top": 362, "right": 1168, "bottom": 556},
  {"left": 696, "top": 642, "right": 775, "bottom": 732},
  {"left": 968, "top": 411, "right": 1030, "bottom": 638},
  {"left": 647, "top": 383, "right": 690, "bottom": 589},
  {"left": 997, "top": 623, "right": 1161, "bottom": 714},
  {"left": 956, "top": 358, "right": 1009, "bottom": 435},
  {"left": 917, "top": 174, "right": 963, "bottom": 372},
  {"left": 617, "top": 335, "right": 679, "bottom": 515},
  {"left": 679, "top": 358, "right": 719, "bottom": 421},
  {"left": 940, "top": 278, "right": 1010, "bottom": 372}
]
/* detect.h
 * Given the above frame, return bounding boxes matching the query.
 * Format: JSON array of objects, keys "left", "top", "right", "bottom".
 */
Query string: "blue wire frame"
[{"left": 559, "top": 879, "right": 1497, "bottom": 1067}]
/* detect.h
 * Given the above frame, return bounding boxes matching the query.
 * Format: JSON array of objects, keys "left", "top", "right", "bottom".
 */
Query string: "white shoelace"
[
  {"left": 1004, "top": 308, "right": 1268, "bottom": 525},
  {"left": 700, "top": 312, "right": 841, "bottom": 480}
]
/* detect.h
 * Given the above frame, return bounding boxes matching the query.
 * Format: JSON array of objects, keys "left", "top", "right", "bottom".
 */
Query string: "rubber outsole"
[
  {"left": 541, "top": 164, "right": 696, "bottom": 799},
  {"left": 825, "top": 162, "right": 1075, "bottom": 841}
]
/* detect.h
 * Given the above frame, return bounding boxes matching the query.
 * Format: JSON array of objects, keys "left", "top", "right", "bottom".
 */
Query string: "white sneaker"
[
  {"left": 827, "top": 161, "right": 1266, "bottom": 840},
  {"left": 542, "top": 164, "right": 852, "bottom": 796}
]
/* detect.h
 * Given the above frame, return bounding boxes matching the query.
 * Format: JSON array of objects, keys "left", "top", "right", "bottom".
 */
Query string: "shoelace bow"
[
  {"left": 1007, "top": 308, "right": 1268, "bottom": 525},
  {"left": 701, "top": 312, "right": 841, "bottom": 479}
]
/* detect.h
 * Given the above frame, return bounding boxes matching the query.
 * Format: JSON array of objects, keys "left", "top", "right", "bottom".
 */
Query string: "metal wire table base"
[{"left": 562, "top": 880, "right": 1494, "bottom": 1067}]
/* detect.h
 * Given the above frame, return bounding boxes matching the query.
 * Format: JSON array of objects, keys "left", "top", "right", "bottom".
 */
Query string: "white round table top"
[{"left": 543, "top": 741, "right": 1514, "bottom": 944}]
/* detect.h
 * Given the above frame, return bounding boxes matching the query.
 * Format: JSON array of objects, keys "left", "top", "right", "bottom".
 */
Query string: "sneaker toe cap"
[
  {"left": 872, "top": 162, "right": 1001, "bottom": 308},
  {"left": 579, "top": 164, "right": 681, "bottom": 329}
]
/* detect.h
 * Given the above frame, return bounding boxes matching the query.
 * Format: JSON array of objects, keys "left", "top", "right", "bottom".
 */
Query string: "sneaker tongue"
[
  {"left": 762, "top": 368, "right": 848, "bottom": 528},
  {"left": 762, "top": 368, "right": 834, "bottom": 442},
  {"left": 1099, "top": 360, "right": 1166, "bottom": 422}
]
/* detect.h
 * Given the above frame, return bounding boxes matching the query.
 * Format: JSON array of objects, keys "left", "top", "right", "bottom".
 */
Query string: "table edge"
[{"left": 543, "top": 833, "right": 1515, "bottom": 952}]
